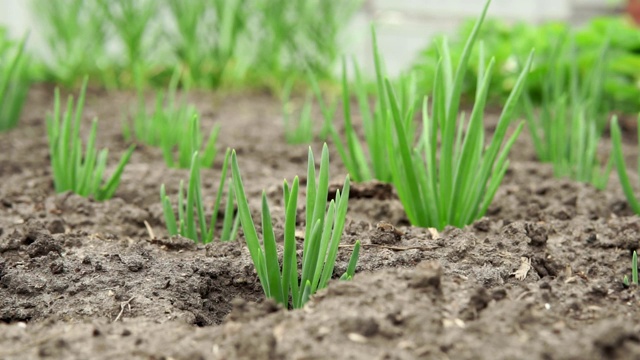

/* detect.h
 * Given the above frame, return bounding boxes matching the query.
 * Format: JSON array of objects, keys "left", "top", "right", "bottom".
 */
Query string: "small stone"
[
  {"left": 348, "top": 333, "right": 368, "bottom": 343},
  {"left": 127, "top": 261, "right": 143, "bottom": 272},
  {"left": 340, "top": 317, "right": 379, "bottom": 337},
  {"left": 370, "top": 221, "right": 403, "bottom": 245},
  {"left": 50, "top": 261, "right": 64, "bottom": 275},
  {"left": 408, "top": 261, "right": 442, "bottom": 294},
  {"left": 47, "top": 219, "right": 66, "bottom": 234}
]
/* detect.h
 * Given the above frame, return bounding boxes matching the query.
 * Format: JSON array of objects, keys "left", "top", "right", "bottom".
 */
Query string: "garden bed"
[{"left": 0, "top": 86, "right": 639, "bottom": 359}]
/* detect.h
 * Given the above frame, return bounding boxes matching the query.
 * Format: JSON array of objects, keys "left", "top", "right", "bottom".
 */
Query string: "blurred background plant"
[
  {"left": 97, "top": 0, "right": 159, "bottom": 90},
  {"left": 29, "top": 0, "right": 108, "bottom": 88},
  {"left": 0, "top": 27, "right": 30, "bottom": 131},
  {"left": 28, "top": 0, "right": 363, "bottom": 92},
  {"left": 521, "top": 34, "right": 612, "bottom": 189},
  {"left": 411, "top": 16, "right": 640, "bottom": 114}
]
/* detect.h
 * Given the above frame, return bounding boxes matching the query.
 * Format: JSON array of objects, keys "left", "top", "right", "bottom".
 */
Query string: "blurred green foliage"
[
  {"left": 412, "top": 17, "right": 640, "bottom": 113},
  {"left": 30, "top": 0, "right": 363, "bottom": 91},
  {"left": 0, "top": 27, "right": 30, "bottom": 131}
]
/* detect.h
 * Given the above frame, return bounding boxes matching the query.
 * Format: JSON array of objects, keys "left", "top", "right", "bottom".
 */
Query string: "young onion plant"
[
  {"left": 165, "top": 0, "right": 361, "bottom": 87},
  {"left": 0, "top": 31, "right": 29, "bottom": 131},
  {"left": 31, "top": 0, "right": 108, "bottom": 88},
  {"left": 244, "top": 0, "right": 362, "bottom": 89},
  {"left": 280, "top": 70, "right": 340, "bottom": 144},
  {"left": 33, "top": 0, "right": 361, "bottom": 90},
  {"left": 123, "top": 71, "right": 219, "bottom": 169},
  {"left": 281, "top": 79, "right": 314, "bottom": 144},
  {"left": 231, "top": 144, "right": 360, "bottom": 309},
  {"left": 385, "top": 0, "right": 534, "bottom": 230},
  {"left": 166, "top": 0, "right": 246, "bottom": 89},
  {"left": 522, "top": 36, "right": 611, "bottom": 189},
  {"left": 611, "top": 115, "right": 640, "bottom": 214},
  {"left": 623, "top": 251, "right": 638, "bottom": 287},
  {"left": 46, "top": 78, "right": 135, "bottom": 201},
  {"left": 98, "top": 0, "right": 158, "bottom": 89},
  {"left": 332, "top": 28, "right": 418, "bottom": 183},
  {"left": 165, "top": 0, "right": 362, "bottom": 89},
  {"left": 160, "top": 150, "right": 238, "bottom": 243},
  {"left": 306, "top": 71, "right": 339, "bottom": 141},
  {"left": 282, "top": 70, "right": 338, "bottom": 145}
]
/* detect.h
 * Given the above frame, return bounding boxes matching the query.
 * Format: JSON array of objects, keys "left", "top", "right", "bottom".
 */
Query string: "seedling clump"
[
  {"left": 0, "top": 30, "right": 30, "bottom": 131},
  {"left": 160, "top": 149, "right": 238, "bottom": 244},
  {"left": 623, "top": 251, "right": 638, "bottom": 287},
  {"left": 382, "top": 0, "right": 532, "bottom": 230},
  {"left": 46, "top": 78, "right": 135, "bottom": 201},
  {"left": 232, "top": 143, "right": 360, "bottom": 309},
  {"left": 124, "top": 71, "right": 219, "bottom": 169},
  {"left": 522, "top": 35, "right": 611, "bottom": 189}
]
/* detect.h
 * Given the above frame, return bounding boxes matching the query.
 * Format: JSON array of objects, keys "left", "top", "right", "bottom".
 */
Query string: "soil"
[{"left": 1, "top": 85, "right": 639, "bottom": 360}]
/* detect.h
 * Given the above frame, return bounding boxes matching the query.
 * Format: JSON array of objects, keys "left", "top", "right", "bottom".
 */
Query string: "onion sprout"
[
  {"left": 281, "top": 78, "right": 314, "bottom": 144},
  {"left": 0, "top": 31, "right": 29, "bottom": 131},
  {"left": 385, "top": 0, "right": 534, "bottom": 230},
  {"left": 160, "top": 149, "right": 238, "bottom": 243},
  {"left": 123, "top": 70, "right": 219, "bottom": 169},
  {"left": 522, "top": 35, "right": 611, "bottom": 189},
  {"left": 623, "top": 251, "right": 638, "bottom": 287},
  {"left": 231, "top": 143, "right": 360, "bottom": 308},
  {"left": 46, "top": 78, "right": 135, "bottom": 201},
  {"left": 330, "top": 26, "right": 420, "bottom": 184},
  {"left": 611, "top": 115, "right": 640, "bottom": 214}
]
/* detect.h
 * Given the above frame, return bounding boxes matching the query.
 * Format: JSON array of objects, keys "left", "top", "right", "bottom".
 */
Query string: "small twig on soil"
[
  {"left": 339, "top": 243, "right": 437, "bottom": 252},
  {"left": 144, "top": 220, "right": 156, "bottom": 240},
  {"left": 511, "top": 257, "right": 532, "bottom": 280},
  {"left": 113, "top": 296, "right": 135, "bottom": 323},
  {"left": 515, "top": 291, "right": 533, "bottom": 301}
]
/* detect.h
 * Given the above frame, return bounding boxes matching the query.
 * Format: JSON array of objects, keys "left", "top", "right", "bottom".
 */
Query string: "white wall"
[{"left": 0, "top": 0, "right": 41, "bottom": 46}]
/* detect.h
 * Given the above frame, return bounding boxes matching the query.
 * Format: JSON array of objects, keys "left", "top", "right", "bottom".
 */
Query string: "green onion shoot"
[
  {"left": 232, "top": 143, "right": 360, "bottom": 309},
  {"left": 160, "top": 149, "right": 238, "bottom": 244},
  {"left": 46, "top": 77, "right": 135, "bottom": 201}
]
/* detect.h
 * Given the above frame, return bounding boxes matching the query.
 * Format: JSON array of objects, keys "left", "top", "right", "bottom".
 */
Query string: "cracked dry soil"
[{"left": 0, "top": 85, "right": 639, "bottom": 359}]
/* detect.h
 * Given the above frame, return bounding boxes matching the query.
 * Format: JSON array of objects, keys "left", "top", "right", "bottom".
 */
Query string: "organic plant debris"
[{"left": 1, "top": 87, "right": 639, "bottom": 359}]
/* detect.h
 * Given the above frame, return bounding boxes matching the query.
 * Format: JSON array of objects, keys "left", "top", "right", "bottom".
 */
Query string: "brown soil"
[{"left": 1, "top": 85, "right": 639, "bottom": 360}]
